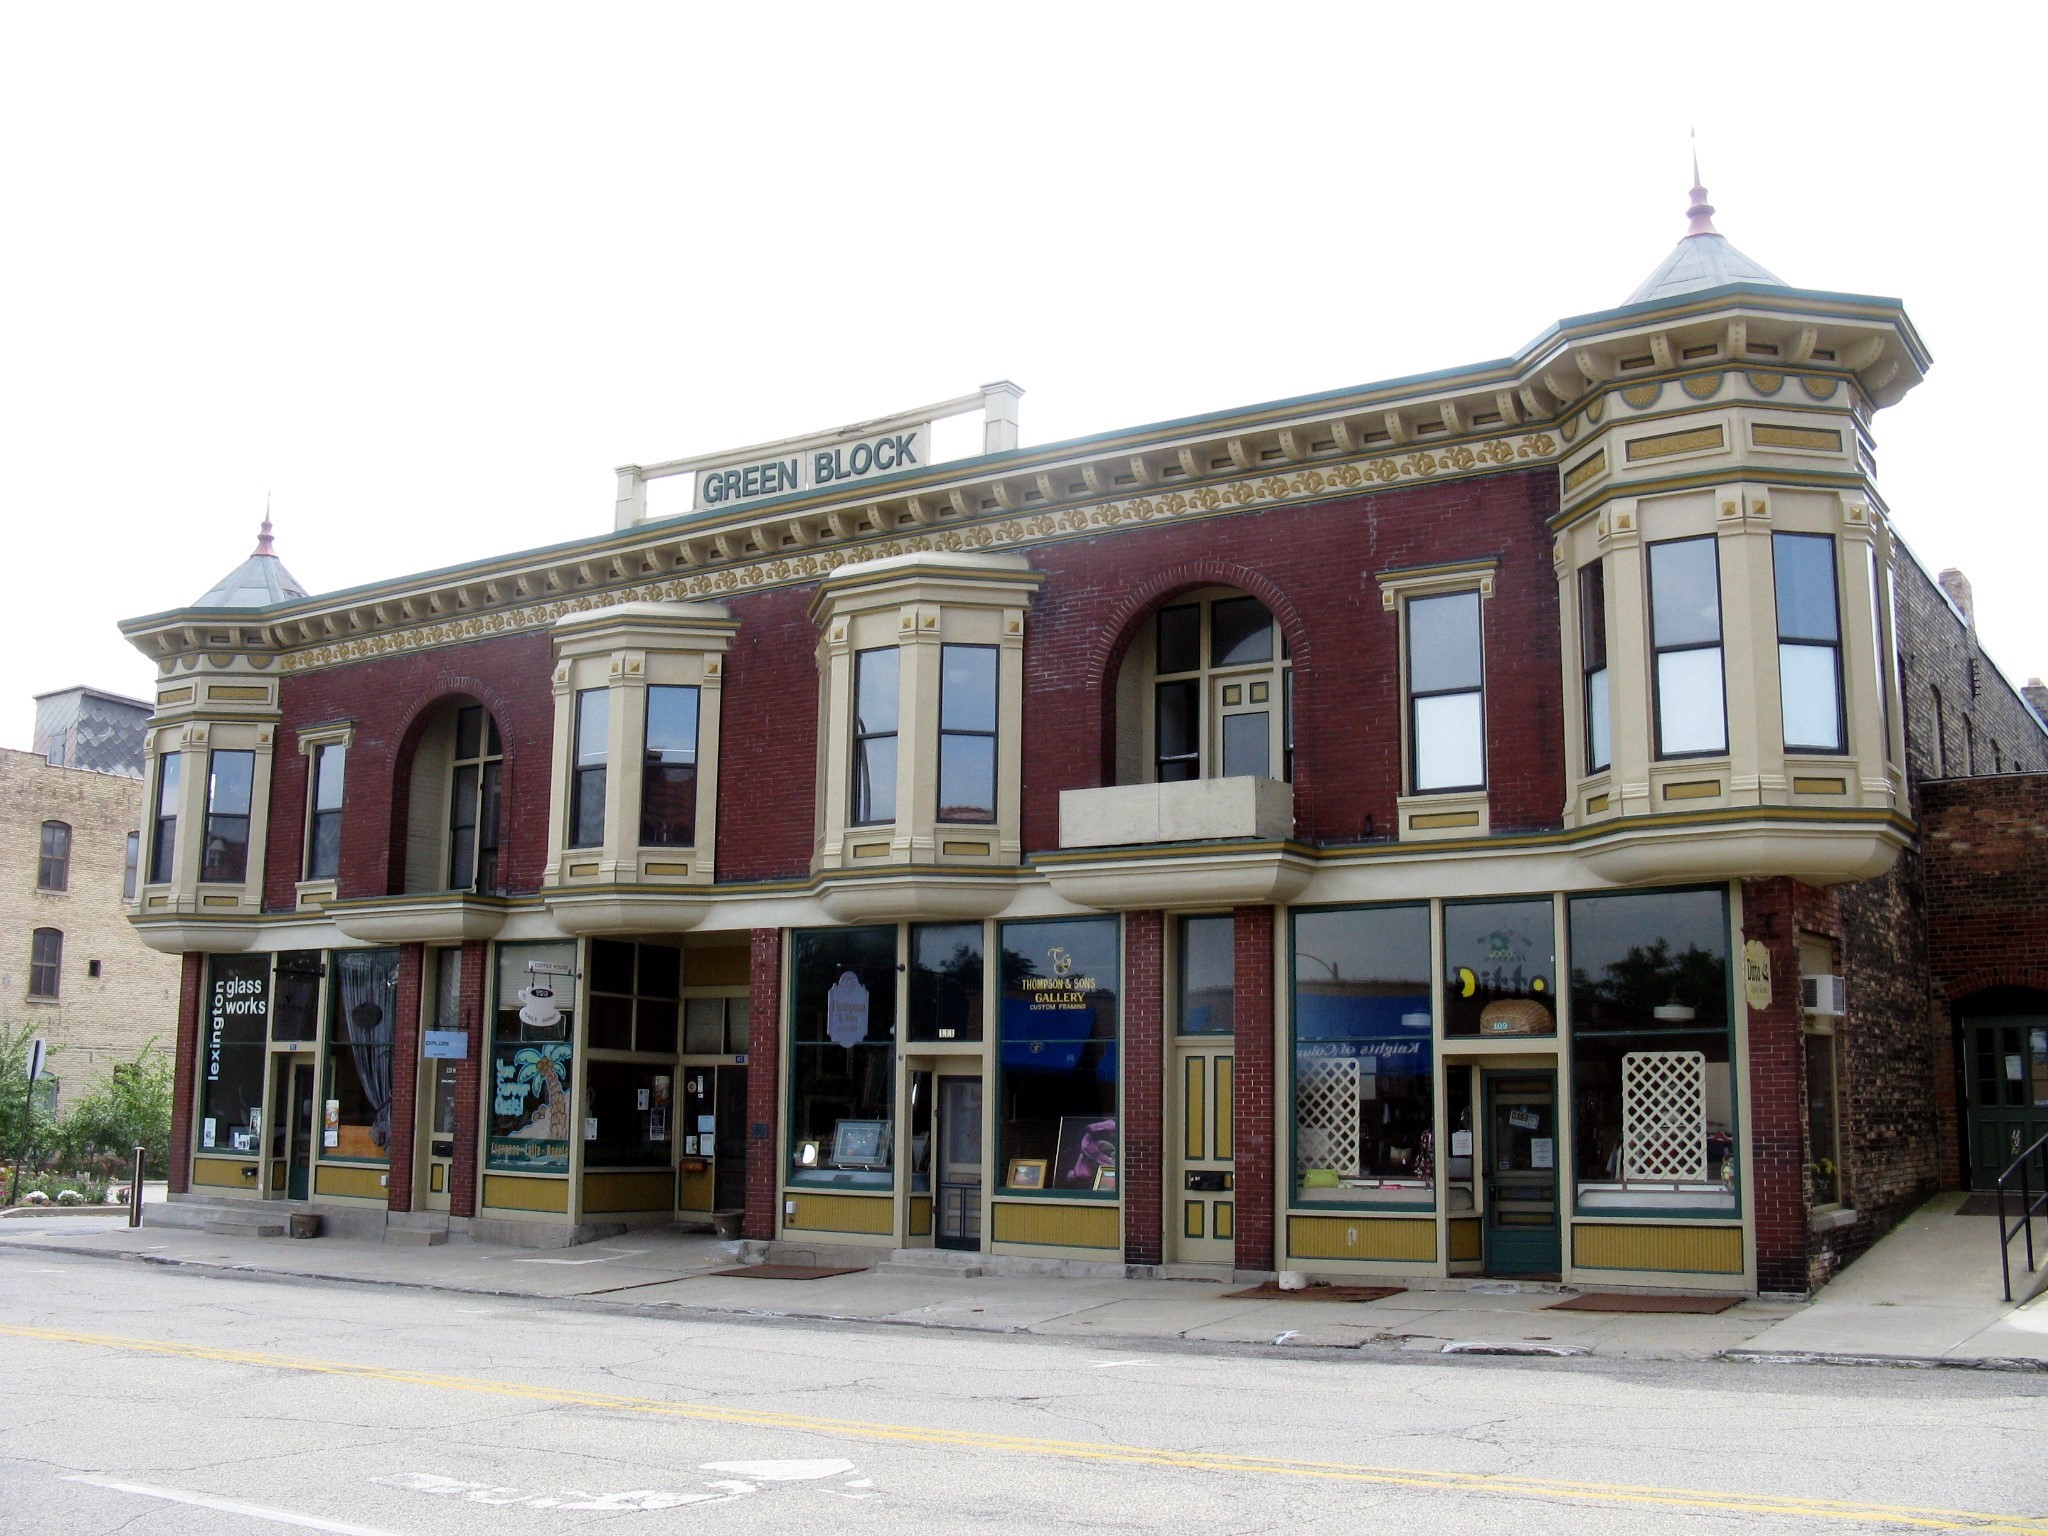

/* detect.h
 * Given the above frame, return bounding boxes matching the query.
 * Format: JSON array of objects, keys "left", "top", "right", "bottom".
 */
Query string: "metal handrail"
[{"left": 1996, "top": 1129, "right": 2048, "bottom": 1303}]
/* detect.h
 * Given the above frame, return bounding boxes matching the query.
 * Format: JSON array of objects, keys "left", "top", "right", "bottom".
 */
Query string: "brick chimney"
[
  {"left": 2025, "top": 677, "right": 2048, "bottom": 723},
  {"left": 1938, "top": 568, "right": 1975, "bottom": 631}
]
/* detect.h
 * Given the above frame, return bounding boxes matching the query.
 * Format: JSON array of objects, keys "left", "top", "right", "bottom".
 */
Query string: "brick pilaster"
[
  {"left": 1233, "top": 905, "right": 1276, "bottom": 1274},
  {"left": 1742, "top": 877, "right": 1808, "bottom": 1294},
  {"left": 450, "top": 938, "right": 488, "bottom": 1219},
  {"left": 384, "top": 944, "right": 424, "bottom": 1212},
  {"left": 1121, "top": 911, "right": 1165, "bottom": 1266},
  {"left": 169, "top": 952, "right": 204, "bottom": 1193},
  {"left": 743, "top": 927, "right": 782, "bottom": 1241}
]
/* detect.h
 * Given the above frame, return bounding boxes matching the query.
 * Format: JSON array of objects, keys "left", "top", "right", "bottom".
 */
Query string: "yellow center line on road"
[{"left": 4, "top": 1322, "right": 2042, "bottom": 1532}]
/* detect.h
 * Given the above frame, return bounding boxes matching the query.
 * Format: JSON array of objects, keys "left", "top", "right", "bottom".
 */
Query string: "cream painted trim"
[{"left": 295, "top": 720, "right": 356, "bottom": 753}]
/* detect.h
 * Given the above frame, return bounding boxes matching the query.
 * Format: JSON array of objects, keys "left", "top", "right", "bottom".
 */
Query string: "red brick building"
[{"left": 125, "top": 181, "right": 2045, "bottom": 1293}]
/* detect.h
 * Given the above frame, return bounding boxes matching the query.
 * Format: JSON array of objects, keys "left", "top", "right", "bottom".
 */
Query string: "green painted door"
[
  {"left": 1483, "top": 1071, "right": 1561, "bottom": 1276},
  {"left": 1965, "top": 1018, "right": 2048, "bottom": 1188},
  {"left": 287, "top": 1062, "right": 315, "bottom": 1202}
]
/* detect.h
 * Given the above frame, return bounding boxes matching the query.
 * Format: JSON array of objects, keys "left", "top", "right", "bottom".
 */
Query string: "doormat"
[
  {"left": 1224, "top": 1282, "right": 1405, "bottom": 1303},
  {"left": 1548, "top": 1292, "right": 1740, "bottom": 1314},
  {"left": 1957, "top": 1194, "right": 2031, "bottom": 1217},
  {"left": 706, "top": 1265, "right": 868, "bottom": 1281}
]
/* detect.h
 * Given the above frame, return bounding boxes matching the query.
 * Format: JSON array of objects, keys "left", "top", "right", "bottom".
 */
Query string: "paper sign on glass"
[
  {"left": 1531, "top": 1137, "right": 1555, "bottom": 1169},
  {"left": 1451, "top": 1130, "right": 1473, "bottom": 1156}
]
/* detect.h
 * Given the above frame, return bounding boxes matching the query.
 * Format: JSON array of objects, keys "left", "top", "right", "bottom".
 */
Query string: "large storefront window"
[
  {"left": 584, "top": 939, "right": 679, "bottom": 1169},
  {"left": 1568, "top": 888, "right": 1735, "bottom": 1214},
  {"left": 325, "top": 949, "right": 399, "bottom": 1161},
  {"left": 272, "top": 950, "right": 323, "bottom": 1043},
  {"left": 1443, "top": 898, "right": 1556, "bottom": 1038},
  {"left": 789, "top": 926, "right": 898, "bottom": 1188},
  {"left": 1291, "top": 905, "right": 1433, "bottom": 1207},
  {"left": 489, "top": 941, "right": 577, "bottom": 1173},
  {"left": 997, "top": 916, "right": 1119, "bottom": 1194},
  {"left": 909, "top": 922, "right": 983, "bottom": 1043},
  {"left": 199, "top": 954, "right": 270, "bottom": 1155}
]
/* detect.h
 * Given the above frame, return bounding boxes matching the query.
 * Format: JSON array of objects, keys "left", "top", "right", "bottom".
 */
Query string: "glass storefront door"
[
  {"left": 1483, "top": 1071, "right": 1560, "bottom": 1276},
  {"left": 423, "top": 1059, "right": 458, "bottom": 1212},
  {"left": 936, "top": 1075, "right": 983, "bottom": 1251}
]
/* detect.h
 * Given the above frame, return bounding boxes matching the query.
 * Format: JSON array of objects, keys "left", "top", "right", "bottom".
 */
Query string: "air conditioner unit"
[{"left": 1801, "top": 973, "right": 1846, "bottom": 1018}]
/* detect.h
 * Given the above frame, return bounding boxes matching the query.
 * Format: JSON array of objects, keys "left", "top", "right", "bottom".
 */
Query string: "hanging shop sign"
[
  {"left": 826, "top": 972, "right": 871, "bottom": 1048},
  {"left": 423, "top": 1030, "right": 469, "bottom": 1060},
  {"left": 693, "top": 426, "right": 927, "bottom": 511}
]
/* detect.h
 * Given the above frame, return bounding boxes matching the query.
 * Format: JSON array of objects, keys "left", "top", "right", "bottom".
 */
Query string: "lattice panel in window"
[
  {"left": 1621, "top": 1049, "right": 1707, "bottom": 1181},
  {"left": 1294, "top": 1057, "right": 1361, "bottom": 1175}
]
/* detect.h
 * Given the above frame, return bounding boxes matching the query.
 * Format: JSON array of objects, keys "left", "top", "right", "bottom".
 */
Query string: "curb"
[
  {"left": 13, "top": 1238, "right": 2046, "bottom": 1372},
  {"left": 1719, "top": 1348, "right": 2048, "bottom": 1374}
]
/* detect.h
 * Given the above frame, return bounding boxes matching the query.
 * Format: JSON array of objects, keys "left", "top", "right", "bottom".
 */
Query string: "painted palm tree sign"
[{"left": 491, "top": 1041, "right": 573, "bottom": 1171}]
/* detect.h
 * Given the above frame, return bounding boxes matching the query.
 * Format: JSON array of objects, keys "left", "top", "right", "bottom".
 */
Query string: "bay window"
[
  {"left": 1648, "top": 536, "right": 1727, "bottom": 757},
  {"left": 938, "top": 644, "right": 997, "bottom": 823},
  {"left": 149, "top": 752, "right": 181, "bottom": 883},
  {"left": 852, "top": 648, "right": 900, "bottom": 825},
  {"left": 1407, "top": 591, "right": 1485, "bottom": 792},
  {"left": 1580, "top": 562, "right": 1611, "bottom": 773},
  {"left": 568, "top": 688, "right": 609, "bottom": 847},
  {"left": 641, "top": 685, "right": 700, "bottom": 846},
  {"left": 202, "top": 749, "right": 256, "bottom": 882},
  {"left": 1774, "top": 532, "right": 1845, "bottom": 753}
]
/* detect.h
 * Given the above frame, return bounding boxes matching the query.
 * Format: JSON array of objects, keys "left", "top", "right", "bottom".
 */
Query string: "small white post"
[
  {"left": 980, "top": 381, "right": 1024, "bottom": 455},
  {"left": 614, "top": 466, "right": 648, "bottom": 530}
]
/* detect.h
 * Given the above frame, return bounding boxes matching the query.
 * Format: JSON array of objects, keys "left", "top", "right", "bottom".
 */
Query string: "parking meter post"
[{"left": 130, "top": 1144, "right": 146, "bottom": 1227}]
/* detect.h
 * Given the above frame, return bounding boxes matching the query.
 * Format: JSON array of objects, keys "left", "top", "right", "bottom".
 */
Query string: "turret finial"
[
  {"left": 1686, "top": 131, "right": 1718, "bottom": 237},
  {"left": 254, "top": 496, "right": 276, "bottom": 558}
]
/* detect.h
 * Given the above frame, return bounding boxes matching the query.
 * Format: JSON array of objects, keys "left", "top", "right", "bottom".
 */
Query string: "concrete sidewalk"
[{"left": 4, "top": 1191, "right": 2044, "bottom": 1370}]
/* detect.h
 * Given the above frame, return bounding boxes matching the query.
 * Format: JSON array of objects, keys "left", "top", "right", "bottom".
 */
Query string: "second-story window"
[
  {"left": 1649, "top": 536, "right": 1727, "bottom": 758},
  {"left": 938, "top": 644, "right": 997, "bottom": 823},
  {"left": 306, "top": 743, "right": 346, "bottom": 881},
  {"left": 149, "top": 752, "right": 181, "bottom": 883},
  {"left": 38, "top": 821, "right": 71, "bottom": 892},
  {"left": 1580, "top": 562, "right": 1611, "bottom": 773},
  {"left": 852, "top": 647, "right": 900, "bottom": 825},
  {"left": 202, "top": 749, "right": 256, "bottom": 882},
  {"left": 1774, "top": 533, "right": 1845, "bottom": 754},
  {"left": 122, "top": 831, "right": 139, "bottom": 900},
  {"left": 568, "top": 689, "right": 609, "bottom": 848},
  {"left": 448, "top": 705, "right": 504, "bottom": 890},
  {"left": 642, "top": 685, "right": 700, "bottom": 846},
  {"left": 1408, "top": 591, "right": 1486, "bottom": 792},
  {"left": 29, "top": 927, "right": 62, "bottom": 999},
  {"left": 1149, "top": 593, "right": 1289, "bottom": 783}
]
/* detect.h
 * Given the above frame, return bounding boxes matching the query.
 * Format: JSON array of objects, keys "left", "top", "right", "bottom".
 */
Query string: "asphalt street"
[{"left": 2, "top": 1244, "right": 2044, "bottom": 1535}]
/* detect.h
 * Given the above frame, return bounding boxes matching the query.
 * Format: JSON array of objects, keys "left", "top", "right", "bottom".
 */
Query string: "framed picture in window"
[
  {"left": 831, "top": 1119, "right": 891, "bottom": 1169},
  {"left": 1007, "top": 1158, "right": 1049, "bottom": 1190},
  {"left": 1093, "top": 1167, "right": 1118, "bottom": 1193}
]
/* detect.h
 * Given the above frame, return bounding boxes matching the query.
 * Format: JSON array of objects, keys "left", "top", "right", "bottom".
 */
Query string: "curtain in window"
[{"left": 337, "top": 950, "right": 398, "bottom": 1148}]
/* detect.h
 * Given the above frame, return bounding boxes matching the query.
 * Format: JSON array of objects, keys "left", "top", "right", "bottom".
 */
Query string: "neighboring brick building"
[
  {"left": 2, "top": 691, "right": 185, "bottom": 1105},
  {"left": 122, "top": 176, "right": 2046, "bottom": 1293}
]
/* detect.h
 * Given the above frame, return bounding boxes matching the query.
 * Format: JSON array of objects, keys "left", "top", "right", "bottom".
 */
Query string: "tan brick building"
[{"left": 3, "top": 712, "right": 185, "bottom": 1105}]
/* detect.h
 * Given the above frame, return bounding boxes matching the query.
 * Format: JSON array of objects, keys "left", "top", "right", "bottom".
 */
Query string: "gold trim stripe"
[
  {"left": 1662, "top": 780, "right": 1722, "bottom": 801},
  {"left": 1753, "top": 423, "right": 1843, "bottom": 453},
  {"left": 1625, "top": 425, "right": 1725, "bottom": 462},
  {"left": 1793, "top": 776, "right": 1848, "bottom": 795},
  {"left": 1563, "top": 451, "right": 1607, "bottom": 492}
]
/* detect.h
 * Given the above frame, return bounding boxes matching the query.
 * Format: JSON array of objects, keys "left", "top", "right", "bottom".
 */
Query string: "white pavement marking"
[
  {"left": 65, "top": 1476, "right": 407, "bottom": 1536},
  {"left": 1090, "top": 1359, "right": 1143, "bottom": 1368}
]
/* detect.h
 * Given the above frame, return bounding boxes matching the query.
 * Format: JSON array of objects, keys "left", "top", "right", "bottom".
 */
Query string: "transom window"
[
  {"left": 448, "top": 706, "right": 504, "bottom": 890},
  {"left": 1146, "top": 591, "right": 1290, "bottom": 783},
  {"left": 37, "top": 821, "right": 70, "bottom": 892}
]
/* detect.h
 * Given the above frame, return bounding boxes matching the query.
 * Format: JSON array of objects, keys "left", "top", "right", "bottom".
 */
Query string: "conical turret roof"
[
  {"left": 193, "top": 517, "right": 310, "bottom": 608},
  {"left": 1626, "top": 160, "right": 1785, "bottom": 306}
]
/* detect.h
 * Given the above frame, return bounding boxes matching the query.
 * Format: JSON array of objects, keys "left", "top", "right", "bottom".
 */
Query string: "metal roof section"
[
  {"left": 192, "top": 517, "right": 310, "bottom": 608},
  {"left": 1625, "top": 163, "right": 1786, "bottom": 306}
]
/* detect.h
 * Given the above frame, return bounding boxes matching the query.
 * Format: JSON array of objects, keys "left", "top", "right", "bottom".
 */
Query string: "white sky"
[{"left": 3, "top": 4, "right": 2042, "bottom": 749}]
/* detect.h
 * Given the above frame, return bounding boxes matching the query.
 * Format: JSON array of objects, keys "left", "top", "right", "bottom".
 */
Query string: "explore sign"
[{"left": 694, "top": 426, "right": 926, "bottom": 511}]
